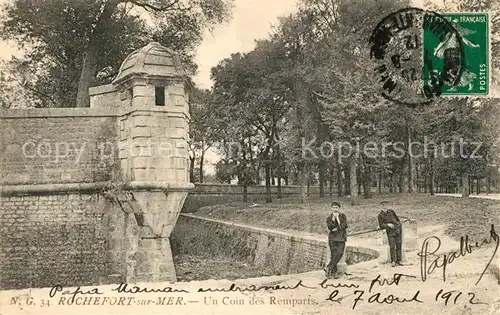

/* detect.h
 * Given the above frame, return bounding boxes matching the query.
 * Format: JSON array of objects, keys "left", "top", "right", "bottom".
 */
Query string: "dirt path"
[
  {"left": 1, "top": 225, "right": 498, "bottom": 315},
  {"left": 436, "top": 193, "right": 500, "bottom": 201}
]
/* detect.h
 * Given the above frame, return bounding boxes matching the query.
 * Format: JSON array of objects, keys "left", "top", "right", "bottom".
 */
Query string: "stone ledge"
[
  {"left": 89, "top": 84, "right": 115, "bottom": 96},
  {"left": 0, "top": 181, "right": 195, "bottom": 196},
  {"left": 125, "top": 181, "right": 194, "bottom": 191},
  {"left": 0, "top": 182, "right": 109, "bottom": 196},
  {"left": 0, "top": 108, "right": 119, "bottom": 118},
  {"left": 0, "top": 107, "right": 189, "bottom": 119}
]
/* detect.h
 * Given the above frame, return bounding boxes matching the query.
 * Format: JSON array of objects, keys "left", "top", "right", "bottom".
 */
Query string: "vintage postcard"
[{"left": 0, "top": 0, "right": 499, "bottom": 315}]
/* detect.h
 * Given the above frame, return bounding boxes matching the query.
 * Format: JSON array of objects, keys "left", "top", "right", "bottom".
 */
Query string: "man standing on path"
[
  {"left": 325, "top": 201, "right": 348, "bottom": 279},
  {"left": 378, "top": 200, "right": 403, "bottom": 267}
]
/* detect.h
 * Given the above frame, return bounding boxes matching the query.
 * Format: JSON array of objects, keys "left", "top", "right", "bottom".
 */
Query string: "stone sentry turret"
[{"left": 89, "top": 42, "right": 194, "bottom": 283}]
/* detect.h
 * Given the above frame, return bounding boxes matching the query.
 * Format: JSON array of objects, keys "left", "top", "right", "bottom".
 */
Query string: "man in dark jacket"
[
  {"left": 378, "top": 200, "right": 403, "bottom": 267},
  {"left": 325, "top": 201, "right": 348, "bottom": 278}
]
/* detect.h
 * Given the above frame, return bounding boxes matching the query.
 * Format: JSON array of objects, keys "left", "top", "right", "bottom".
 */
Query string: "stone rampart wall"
[
  {"left": 172, "top": 214, "right": 379, "bottom": 276},
  {"left": 0, "top": 191, "right": 120, "bottom": 289},
  {"left": 0, "top": 108, "right": 118, "bottom": 186}
]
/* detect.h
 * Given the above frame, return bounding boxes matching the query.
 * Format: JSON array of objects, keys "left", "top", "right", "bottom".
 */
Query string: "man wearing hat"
[
  {"left": 378, "top": 200, "right": 403, "bottom": 267},
  {"left": 325, "top": 201, "right": 348, "bottom": 278}
]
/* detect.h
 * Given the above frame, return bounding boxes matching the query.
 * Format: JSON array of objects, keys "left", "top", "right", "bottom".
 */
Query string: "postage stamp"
[
  {"left": 423, "top": 12, "right": 490, "bottom": 97},
  {"left": 370, "top": 8, "right": 491, "bottom": 106}
]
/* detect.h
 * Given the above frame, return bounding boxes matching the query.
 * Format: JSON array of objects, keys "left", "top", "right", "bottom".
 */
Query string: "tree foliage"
[
  {"left": 1, "top": 0, "right": 233, "bottom": 107},
  {"left": 206, "top": 0, "right": 500, "bottom": 201}
]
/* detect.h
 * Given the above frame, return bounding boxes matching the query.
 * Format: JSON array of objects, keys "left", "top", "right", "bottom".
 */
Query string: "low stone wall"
[
  {"left": 171, "top": 214, "right": 379, "bottom": 276},
  {"left": 183, "top": 184, "right": 323, "bottom": 212}
]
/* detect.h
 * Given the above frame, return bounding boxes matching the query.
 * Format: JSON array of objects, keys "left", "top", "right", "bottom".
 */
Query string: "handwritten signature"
[{"left": 418, "top": 224, "right": 499, "bottom": 284}]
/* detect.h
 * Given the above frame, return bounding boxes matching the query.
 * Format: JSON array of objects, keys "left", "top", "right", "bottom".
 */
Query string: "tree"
[
  {"left": 0, "top": 58, "right": 41, "bottom": 108},
  {"left": 188, "top": 86, "right": 217, "bottom": 183},
  {"left": 423, "top": 0, "right": 500, "bottom": 197},
  {"left": 300, "top": 0, "right": 408, "bottom": 205},
  {"left": 1, "top": 0, "right": 233, "bottom": 107}
]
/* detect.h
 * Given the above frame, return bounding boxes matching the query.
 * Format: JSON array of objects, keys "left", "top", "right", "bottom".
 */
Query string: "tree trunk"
[
  {"left": 319, "top": 161, "right": 326, "bottom": 198},
  {"left": 199, "top": 150, "right": 205, "bottom": 183},
  {"left": 461, "top": 174, "right": 470, "bottom": 197},
  {"left": 389, "top": 171, "right": 394, "bottom": 194},
  {"left": 189, "top": 155, "right": 195, "bottom": 183},
  {"left": 429, "top": 166, "right": 434, "bottom": 195},
  {"left": 243, "top": 185, "right": 248, "bottom": 202},
  {"left": 76, "top": 1, "right": 118, "bottom": 107},
  {"left": 293, "top": 79, "right": 308, "bottom": 204},
  {"left": 298, "top": 163, "right": 307, "bottom": 203},
  {"left": 378, "top": 170, "right": 382, "bottom": 194},
  {"left": 306, "top": 171, "right": 311, "bottom": 197},
  {"left": 349, "top": 158, "right": 359, "bottom": 206},
  {"left": 329, "top": 166, "right": 334, "bottom": 197},
  {"left": 344, "top": 163, "right": 350, "bottom": 196},
  {"left": 337, "top": 163, "right": 343, "bottom": 197},
  {"left": 486, "top": 173, "right": 491, "bottom": 195},
  {"left": 407, "top": 127, "right": 415, "bottom": 193},
  {"left": 398, "top": 169, "right": 404, "bottom": 193},
  {"left": 364, "top": 162, "right": 372, "bottom": 199},
  {"left": 76, "top": 45, "right": 98, "bottom": 107},
  {"left": 477, "top": 177, "right": 480, "bottom": 195},
  {"left": 277, "top": 176, "right": 282, "bottom": 198},
  {"left": 265, "top": 162, "right": 272, "bottom": 203},
  {"left": 256, "top": 165, "right": 261, "bottom": 184},
  {"left": 357, "top": 172, "right": 362, "bottom": 195},
  {"left": 415, "top": 163, "right": 420, "bottom": 192},
  {"left": 276, "top": 146, "right": 283, "bottom": 199},
  {"left": 424, "top": 166, "right": 428, "bottom": 194}
]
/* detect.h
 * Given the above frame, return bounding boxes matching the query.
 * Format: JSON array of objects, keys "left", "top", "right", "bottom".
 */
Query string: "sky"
[{"left": 193, "top": 0, "right": 299, "bottom": 88}]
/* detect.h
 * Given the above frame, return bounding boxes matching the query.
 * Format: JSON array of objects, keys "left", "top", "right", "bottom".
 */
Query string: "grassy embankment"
[
  {"left": 173, "top": 194, "right": 499, "bottom": 281},
  {"left": 195, "top": 194, "right": 500, "bottom": 242}
]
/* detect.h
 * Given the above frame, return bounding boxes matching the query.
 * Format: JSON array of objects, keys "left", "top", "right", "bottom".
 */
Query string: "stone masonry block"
[
  {"left": 167, "top": 83, "right": 185, "bottom": 96},
  {"left": 131, "top": 127, "right": 151, "bottom": 139},
  {"left": 133, "top": 116, "right": 151, "bottom": 127},
  {"left": 173, "top": 95, "right": 186, "bottom": 107},
  {"left": 155, "top": 170, "right": 175, "bottom": 182},
  {"left": 166, "top": 127, "right": 185, "bottom": 139},
  {"left": 173, "top": 157, "right": 185, "bottom": 169},
  {"left": 132, "top": 85, "right": 147, "bottom": 97},
  {"left": 154, "top": 157, "right": 173, "bottom": 169},
  {"left": 132, "top": 156, "right": 153, "bottom": 169},
  {"left": 119, "top": 148, "right": 127, "bottom": 159},
  {"left": 131, "top": 168, "right": 157, "bottom": 181},
  {"left": 132, "top": 95, "right": 155, "bottom": 107}
]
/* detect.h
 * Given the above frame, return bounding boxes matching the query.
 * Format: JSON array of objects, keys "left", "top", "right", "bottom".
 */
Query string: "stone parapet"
[{"left": 174, "top": 214, "right": 380, "bottom": 277}]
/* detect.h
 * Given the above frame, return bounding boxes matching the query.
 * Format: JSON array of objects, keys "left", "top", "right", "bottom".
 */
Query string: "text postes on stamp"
[
  {"left": 426, "top": 12, "right": 489, "bottom": 97},
  {"left": 370, "top": 8, "right": 489, "bottom": 106}
]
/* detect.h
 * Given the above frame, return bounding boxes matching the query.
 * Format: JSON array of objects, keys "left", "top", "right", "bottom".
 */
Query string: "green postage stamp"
[
  {"left": 423, "top": 12, "right": 490, "bottom": 96},
  {"left": 370, "top": 9, "right": 491, "bottom": 105}
]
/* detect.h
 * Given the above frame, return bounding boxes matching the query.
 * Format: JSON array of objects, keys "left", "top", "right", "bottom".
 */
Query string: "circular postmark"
[{"left": 369, "top": 7, "right": 465, "bottom": 107}]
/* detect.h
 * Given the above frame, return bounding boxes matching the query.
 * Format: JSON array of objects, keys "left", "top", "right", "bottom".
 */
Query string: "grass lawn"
[{"left": 195, "top": 194, "right": 500, "bottom": 242}]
